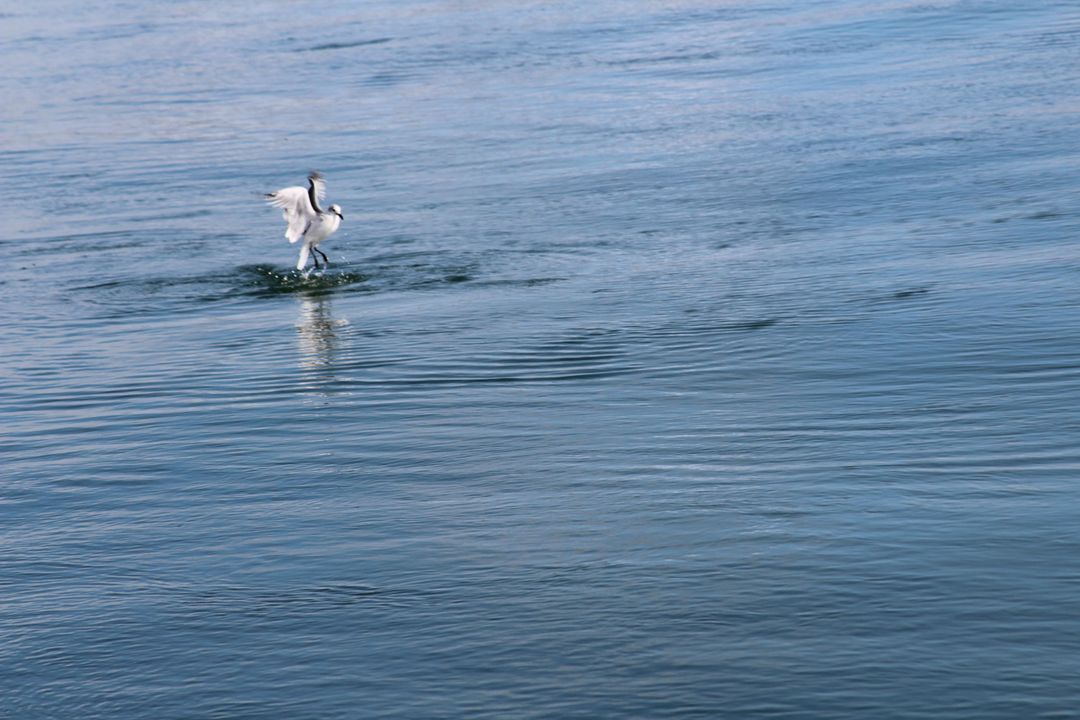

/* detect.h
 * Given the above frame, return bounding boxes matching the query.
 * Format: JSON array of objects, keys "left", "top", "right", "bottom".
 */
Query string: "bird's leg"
[
  {"left": 310, "top": 248, "right": 320, "bottom": 270},
  {"left": 314, "top": 247, "right": 330, "bottom": 267}
]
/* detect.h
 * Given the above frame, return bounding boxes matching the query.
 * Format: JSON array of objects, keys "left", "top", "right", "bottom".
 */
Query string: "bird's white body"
[
  {"left": 266, "top": 172, "right": 344, "bottom": 271},
  {"left": 292, "top": 212, "right": 341, "bottom": 271}
]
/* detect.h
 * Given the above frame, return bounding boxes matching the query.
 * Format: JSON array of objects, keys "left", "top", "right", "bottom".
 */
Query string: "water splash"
[{"left": 237, "top": 264, "right": 370, "bottom": 298}]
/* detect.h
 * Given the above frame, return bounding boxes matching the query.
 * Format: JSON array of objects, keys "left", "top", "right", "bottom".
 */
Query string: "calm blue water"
[{"left": 4, "top": 1, "right": 1080, "bottom": 717}]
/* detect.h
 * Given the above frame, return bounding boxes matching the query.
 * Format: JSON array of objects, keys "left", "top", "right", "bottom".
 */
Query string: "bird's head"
[{"left": 330, "top": 204, "right": 343, "bottom": 219}]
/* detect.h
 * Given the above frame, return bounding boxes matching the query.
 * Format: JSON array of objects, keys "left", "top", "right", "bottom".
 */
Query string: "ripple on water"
[
  {"left": 171, "top": 582, "right": 427, "bottom": 618},
  {"left": 237, "top": 264, "right": 371, "bottom": 298},
  {"left": 59, "top": 245, "right": 580, "bottom": 321}
]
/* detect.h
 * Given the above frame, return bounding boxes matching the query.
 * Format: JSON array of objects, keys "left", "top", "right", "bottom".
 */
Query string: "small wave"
[
  {"left": 862, "top": 285, "right": 935, "bottom": 306},
  {"left": 170, "top": 582, "right": 427, "bottom": 619},
  {"left": 303, "top": 37, "right": 393, "bottom": 52},
  {"left": 471, "top": 277, "right": 565, "bottom": 289},
  {"left": 892, "top": 287, "right": 931, "bottom": 300}
]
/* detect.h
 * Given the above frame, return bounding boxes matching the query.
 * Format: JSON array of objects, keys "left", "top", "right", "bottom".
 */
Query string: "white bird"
[{"left": 265, "top": 172, "right": 344, "bottom": 271}]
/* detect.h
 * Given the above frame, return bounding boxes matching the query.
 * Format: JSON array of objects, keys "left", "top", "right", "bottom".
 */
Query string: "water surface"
[{"left": 4, "top": 1, "right": 1080, "bottom": 717}]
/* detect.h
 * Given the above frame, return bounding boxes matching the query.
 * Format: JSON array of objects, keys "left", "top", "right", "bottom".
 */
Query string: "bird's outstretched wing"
[
  {"left": 308, "top": 171, "right": 327, "bottom": 208},
  {"left": 265, "top": 186, "right": 315, "bottom": 244}
]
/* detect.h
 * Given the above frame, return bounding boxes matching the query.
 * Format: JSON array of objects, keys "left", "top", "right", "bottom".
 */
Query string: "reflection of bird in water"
[{"left": 296, "top": 294, "right": 345, "bottom": 373}]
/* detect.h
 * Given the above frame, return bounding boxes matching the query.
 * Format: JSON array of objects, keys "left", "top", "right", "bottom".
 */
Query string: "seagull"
[{"left": 265, "top": 172, "right": 344, "bottom": 271}]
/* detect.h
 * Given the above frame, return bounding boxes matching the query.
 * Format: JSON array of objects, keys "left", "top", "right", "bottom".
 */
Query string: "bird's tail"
[{"left": 296, "top": 245, "right": 310, "bottom": 271}]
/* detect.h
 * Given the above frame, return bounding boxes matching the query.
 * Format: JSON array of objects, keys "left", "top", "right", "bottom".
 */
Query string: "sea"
[{"left": 4, "top": 1, "right": 1080, "bottom": 717}]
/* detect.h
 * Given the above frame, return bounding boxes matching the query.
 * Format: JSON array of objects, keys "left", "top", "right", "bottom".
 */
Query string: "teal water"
[{"left": 4, "top": 1, "right": 1080, "bottom": 717}]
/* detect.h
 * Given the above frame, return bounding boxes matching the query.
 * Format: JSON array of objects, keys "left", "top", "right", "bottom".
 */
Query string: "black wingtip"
[{"left": 308, "top": 171, "right": 323, "bottom": 182}]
